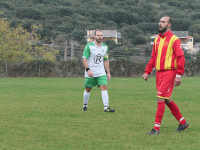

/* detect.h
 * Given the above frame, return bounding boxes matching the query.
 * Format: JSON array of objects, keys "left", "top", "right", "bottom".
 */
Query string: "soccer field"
[{"left": 0, "top": 77, "right": 200, "bottom": 149}]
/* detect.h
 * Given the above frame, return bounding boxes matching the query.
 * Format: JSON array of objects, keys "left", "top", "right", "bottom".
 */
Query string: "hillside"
[{"left": 0, "top": 0, "right": 200, "bottom": 45}]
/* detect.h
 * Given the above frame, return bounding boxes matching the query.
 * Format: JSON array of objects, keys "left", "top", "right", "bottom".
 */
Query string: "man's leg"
[
  {"left": 100, "top": 85, "right": 109, "bottom": 109},
  {"left": 83, "top": 87, "right": 91, "bottom": 110},
  {"left": 162, "top": 70, "right": 189, "bottom": 131},
  {"left": 147, "top": 71, "right": 167, "bottom": 135},
  {"left": 165, "top": 98, "right": 186, "bottom": 124},
  {"left": 98, "top": 76, "right": 114, "bottom": 112},
  {"left": 166, "top": 98, "right": 189, "bottom": 131},
  {"left": 100, "top": 85, "right": 114, "bottom": 112},
  {"left": 83, "top": 77, "right": 96, "bottom": 111},
  {"left": 147, "top": 97, "right": 165, "bottom": 135},
  {"left": 154, "top": 97, "right": 165, "bottom": 132}
]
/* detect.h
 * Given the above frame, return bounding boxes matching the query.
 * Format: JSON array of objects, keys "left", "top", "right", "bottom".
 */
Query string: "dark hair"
[
  {"left": 163, "top": 15, "right": 172, "bottom": 25},
  {"left": 94, "top": 29, "right": 102, "bottom": 35}
]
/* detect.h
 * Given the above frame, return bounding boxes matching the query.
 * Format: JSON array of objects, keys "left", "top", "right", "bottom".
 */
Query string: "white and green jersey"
[{"left": 82, "top": 42, "right": 108, "bottom": 77}]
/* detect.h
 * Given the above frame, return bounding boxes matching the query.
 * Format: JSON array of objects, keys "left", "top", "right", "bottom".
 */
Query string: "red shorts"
[{"left": 156, "top": 70, "right": 176, "bottom": 99}]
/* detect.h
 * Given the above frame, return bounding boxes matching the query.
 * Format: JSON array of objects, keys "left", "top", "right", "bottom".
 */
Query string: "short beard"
[
  {"left": 95, "top": 38, "right": 102, "bottom": 43},
  {"left": 159, "top": 26, "right": 167, "bottom": 33}
]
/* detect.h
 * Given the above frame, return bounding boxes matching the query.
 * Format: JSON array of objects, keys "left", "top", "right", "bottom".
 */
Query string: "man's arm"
[
  {"left": 173, "top": 39, "right": 185, "bottom": 86},
  {"left": 83, "top": 58, "right": 93, "bottom": 77},
  {"left": 143, "top": 56, "right": 156, "bottom": 80},
  {"left": 82, "top": 44, "right": 93, "bottom": 77},
  {"left": 104, "top": 60, "right": 111, "bottom": 81},
  {"left": 143, "top": 57, "right": 155, "bottom": 81},
  {"left": 174, "top": 55, "right": 185, "bottom": 86},
  {"left": 143, "top": 44, "right": 156, "bottom": 81}
]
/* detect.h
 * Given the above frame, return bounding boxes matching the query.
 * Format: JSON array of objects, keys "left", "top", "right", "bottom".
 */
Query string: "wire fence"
[{"left": 0, "top": 46, "right": 200, "bottom": 78}]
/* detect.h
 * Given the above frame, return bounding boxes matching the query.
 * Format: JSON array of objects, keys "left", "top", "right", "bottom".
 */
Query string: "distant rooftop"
[
  {"left": 172, "top": 31, "right": 188, "bottom": 38},
  {"left": 85, "top": 30, "right": 118, "bottom": 37},
  {"left": 151, "top": 31, "right": 193, "bottom": 39}
]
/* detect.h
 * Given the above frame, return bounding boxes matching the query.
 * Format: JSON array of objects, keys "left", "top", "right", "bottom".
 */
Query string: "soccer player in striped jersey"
[
  {"left": 82, "top": 29, "right": 115, "bottom": 112},
  {"left": 143, "top": 16, "right": 189, "bottom": 135}
]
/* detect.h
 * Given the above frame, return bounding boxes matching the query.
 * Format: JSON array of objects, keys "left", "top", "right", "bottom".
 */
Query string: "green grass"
[{"left": 0, "top": 77, "right": 200, "bottom": 150}]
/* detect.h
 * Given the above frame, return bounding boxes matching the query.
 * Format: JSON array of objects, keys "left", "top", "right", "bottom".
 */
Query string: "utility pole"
[
  {"left": 71, "top": 38, "right": 74, "bottom": 60},
  {"left": 64, "top": 40, "right": 67, "bottom": 61}
]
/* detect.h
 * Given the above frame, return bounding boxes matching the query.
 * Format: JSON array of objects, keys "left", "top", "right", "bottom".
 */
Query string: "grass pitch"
[{"left": 0, "top": 77, "right": 200, "bottom": 150}]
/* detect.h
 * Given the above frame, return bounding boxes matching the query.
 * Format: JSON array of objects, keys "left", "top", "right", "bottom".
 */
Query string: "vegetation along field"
[{"left": 0, "top": 77, "right": 200, "bottom": 149}]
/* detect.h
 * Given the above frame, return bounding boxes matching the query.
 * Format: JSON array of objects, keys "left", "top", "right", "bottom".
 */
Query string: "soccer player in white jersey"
[{"left": 82, "top": 29, "right": 115, "bottom": 112}]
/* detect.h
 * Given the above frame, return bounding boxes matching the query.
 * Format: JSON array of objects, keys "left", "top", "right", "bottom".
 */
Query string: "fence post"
[
  {"left": 65, "top": 62, "right": 68, "bottom": 77},
  {"left": 5, "top": 59, "right": 8, "bottom": 78},
  {"left": 71, "top": 38, "right": 74, "bottom": 60},
  {"left": 1, "top": 62, "right": 2, "bottom": 77},
  {"left": 39, "top": 65, "right": 40, "bottom": 77},
  {"left": 125, "top": 57, "right": 128, "bottom": 77}
]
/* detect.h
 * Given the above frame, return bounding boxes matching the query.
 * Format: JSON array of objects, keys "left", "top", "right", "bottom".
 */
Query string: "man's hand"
[
  {"left": 107, "top": 73, "right": 111, "bottom": 81},
  {"left": 174, "top": 77, "right": 181, "bottom": 87},
  {"left": 143, "top": 73, "right": 149, "bottom": 81},
  {"left": 87, "top": 70, "right": 93, "bottom": 77}
]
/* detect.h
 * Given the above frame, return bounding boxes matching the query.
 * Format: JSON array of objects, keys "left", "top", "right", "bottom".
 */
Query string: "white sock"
[
  {"left": 179, "top": 117, "right": 184, "bottom": 122},
  {"left": 101, "top": 90, "right": 109, "bottom": 109},
  {"left": 83, "top": 90, "right": 90, "bottom": 105}
]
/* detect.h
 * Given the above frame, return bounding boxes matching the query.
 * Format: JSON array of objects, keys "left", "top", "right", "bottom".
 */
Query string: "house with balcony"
[
  {"left": 150, "top": 31, "right": 193, "bottom": 50},
  {"left": 85, "top": 30, "right": 121, "bottom": 44}
]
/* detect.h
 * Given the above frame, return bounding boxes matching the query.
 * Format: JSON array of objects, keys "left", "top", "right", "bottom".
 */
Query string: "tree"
[
  {"left": 104, "top": 39, "right": 116, "bottom": 50},
  {"left": 137, "top": 22, "right": 158, "bottom": 35},
  {"left": 122, "top": 25, "right": 143, "bottom": 39},
  {"left": 59, "top": 7, "right": 73, "bottom": 17},
  {"left": 167, "top": 0, "right": 182, "bottom": 7},
  {"left": 191, "top": 13, "right": 200, "bottom": 21},
  {"left": 0, "top": 18, "right": 58, "bottom": 62},
  {"left": 132, "top": 35, "right": 147, "bottom": 45},
  {"left": 113, "top": 9, "right": 140, "bottom": 25},
  {"left": 103, "top": 10, "right": 114, "bottom": 22},
  {"left": 71, "top": 30, "right": 86, "bottom": 42},
  {"left": 101, "top": 0, "right": 115, "bottom": 6},
  {"left": 106, "top": 21, "right": 117, "bottom": 29},
  {"left": 171, "top": 18, "right": 191, "bottom": 31},
  {"left": 0, "top": 2, "right": 10, "bottom": 8},
  {"left": 36, "top": 28, "right": 54, "bottom": 38},
  {"left": 15, "top": 7, "right": 42, "bottom": 20},
  {"left": 188, "top": 24, "right": 200, "bottom": 43}
]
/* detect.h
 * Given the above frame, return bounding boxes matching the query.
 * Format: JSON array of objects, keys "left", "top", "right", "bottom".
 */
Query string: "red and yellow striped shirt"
[{"left": 145, "top": 30, "right": 185, "bottom": 75}]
